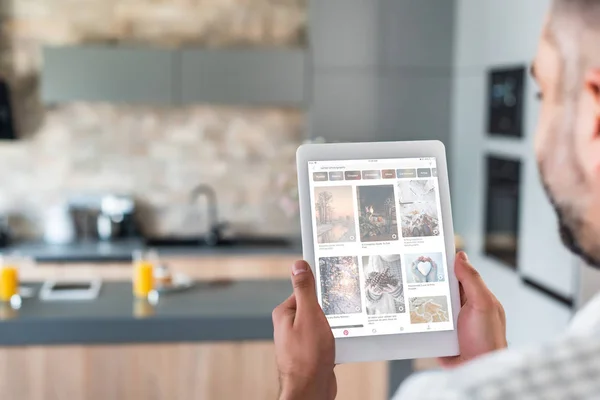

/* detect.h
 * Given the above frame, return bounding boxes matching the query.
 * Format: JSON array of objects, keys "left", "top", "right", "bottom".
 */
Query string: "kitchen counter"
[
  {"left": 0, "top": 256, "right": 413, "bottom": 399},
  {"left": 0, "top": 279, "right": 291, "bottom": 346},
  {"left": 2, "top": 237, "right": 303, "bottom": 263},
  {"left": 0, "top": 278, "right": 408, "bottom": 400}
]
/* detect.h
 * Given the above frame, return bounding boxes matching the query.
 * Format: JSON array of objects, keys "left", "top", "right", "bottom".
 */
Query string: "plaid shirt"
[{"left": 393, "top": 294, "right": 600, "bottom": 399}]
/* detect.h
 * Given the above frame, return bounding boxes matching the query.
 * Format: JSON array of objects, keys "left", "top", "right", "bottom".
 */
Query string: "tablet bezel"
[{"left": 297, "top": 140, "right": 460, "bottom": 364}]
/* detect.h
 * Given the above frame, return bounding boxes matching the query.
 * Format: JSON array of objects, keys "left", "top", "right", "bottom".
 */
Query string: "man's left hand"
[{"left": 272, "top": 260, "right": 336, "bottom": 400}]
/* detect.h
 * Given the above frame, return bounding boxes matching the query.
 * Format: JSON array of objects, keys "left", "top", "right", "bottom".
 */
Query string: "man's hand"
[
  {"left": 272, "top": 260, "right": 336, "bottom": 400},
  {"left": 438, "top": 252, "right": 508, "bottom": 368}
]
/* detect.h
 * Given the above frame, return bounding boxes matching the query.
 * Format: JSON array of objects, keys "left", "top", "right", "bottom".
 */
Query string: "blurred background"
[{"left": 0, "top": 0, "right": 596, "bottom": 399}]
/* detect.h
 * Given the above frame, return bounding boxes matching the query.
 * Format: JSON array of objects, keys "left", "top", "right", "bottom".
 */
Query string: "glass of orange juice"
[
  {"left": 0, "top": 255, "right": 20, "bottom": 303},
  {"left": 132, "top": 249, "right": 158, "bottom": 299}
]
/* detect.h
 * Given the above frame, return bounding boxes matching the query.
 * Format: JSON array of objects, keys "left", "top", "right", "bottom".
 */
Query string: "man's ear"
[
  {"left": 577, "top": 69, "right": 600, "bottom": 181},
  {"left": 585, "top": 69, "right": 600, "bottom": 139}
]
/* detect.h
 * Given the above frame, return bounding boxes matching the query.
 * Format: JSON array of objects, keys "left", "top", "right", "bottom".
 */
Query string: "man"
[{"left": 272, "top": 0, "right": 600, "bottom": 398}]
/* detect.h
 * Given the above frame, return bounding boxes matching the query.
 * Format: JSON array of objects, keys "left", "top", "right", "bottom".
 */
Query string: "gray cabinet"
[
  {"left": 308, "top": 0, "right": 455, "bottom": 144},
  {"left": 42, "top": 46, "right": 176, "bottom": 104},
  {"left": 180, "top": 49, "right": 306, "bottom": 106},
  {"left": 41, "top": 46, "right": 306, "bottom": 106},
  {"left": 310, "top": 0, "right": 383, "bottom": 69}
]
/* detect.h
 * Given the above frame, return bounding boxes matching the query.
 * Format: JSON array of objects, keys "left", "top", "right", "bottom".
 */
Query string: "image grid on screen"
[
  {"left": 362, "top": 255, "right": 406, "bottom": 315},
  {"left": 357, "top": 185, "right": 398, "bottom": 242},
  {"left": 397, "top": 180, "right": 440, "bottom": 238},
  {"left": 405, "top": 252, "right": 445, "bottom": 283},
  {"left": 409, "top": 296, "right": 450, "bottom": 324},
  {"left": 309, "top": 157, "right": 454, "bottom": 338},
  {"left": 314, "top": 186, "right": 356, "bottom": 244},
  {"left": 319, "top": 256, "right": 362, "bottom": 316}
]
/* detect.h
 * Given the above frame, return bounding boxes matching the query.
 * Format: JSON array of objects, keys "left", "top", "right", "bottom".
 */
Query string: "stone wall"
[{"left": 0, "top": 0, "right": 307, "bottom": 239}]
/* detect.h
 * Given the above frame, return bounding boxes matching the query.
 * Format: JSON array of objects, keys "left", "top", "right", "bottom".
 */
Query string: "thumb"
[
  {"left": 291, "top": 260, "right": 319, "bottom": 313},
  {"left": 454, "top": 252, "right": 495, "bottom": 309}
]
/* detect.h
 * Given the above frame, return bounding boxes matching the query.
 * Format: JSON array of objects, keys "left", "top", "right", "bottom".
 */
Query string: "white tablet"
[
  {"left": 39, "top": 280, "right": 102, "bottom": 301},
  {"left": 297, "top": 141, "right": 460, "bottom": 364}
]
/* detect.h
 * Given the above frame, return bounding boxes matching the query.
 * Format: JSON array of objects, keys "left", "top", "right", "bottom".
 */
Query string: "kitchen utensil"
[
  {"left": 96, "top": 213, "right": 121, "bottom": 241},
  {"left": 0, "top": 79, "right": 16, "bottom": 140},
  {"left": 0, "top": 215, "right": 11, "bottom": 248},
  {"left": 43, "top": 204, "right": 76, "bottom": 244},
  {"left": 155, "top": 272, "right": 194, "bottom": 294}
]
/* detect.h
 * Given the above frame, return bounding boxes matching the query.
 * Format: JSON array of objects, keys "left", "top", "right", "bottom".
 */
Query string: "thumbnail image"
[
  {"left": 319, "top": 257, "right": 362, "bottom": 316},
  {"left": 314, "top": 186, "right": 357, "bottom": 244},
  {"left": 357, "top": 185, "right": 399, "bottom": 242},
  {"left": 409, "top": 296, "right": 450, "bottom": 324},
  {"left": 362, "top": 255, "right": 406, "bottom": 315},
  {"left": 397, "top": 180, "right": 440, "bottom": 238},
  {"left": 405, "top": 252, "right": 445, "bottom": 283}
]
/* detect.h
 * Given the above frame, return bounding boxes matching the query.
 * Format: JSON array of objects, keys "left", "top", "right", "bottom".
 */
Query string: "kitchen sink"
[{"left": 145, "top": 236, "right": 293, "bottom": 248}]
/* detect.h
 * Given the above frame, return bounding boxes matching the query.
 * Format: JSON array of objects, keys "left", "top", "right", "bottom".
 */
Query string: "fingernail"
[
  {"left": 459, "top": 252, "right": 469, "bottom": 262},
  {"left": 292, "top": 261, "right": 308, "bottom": 275}
]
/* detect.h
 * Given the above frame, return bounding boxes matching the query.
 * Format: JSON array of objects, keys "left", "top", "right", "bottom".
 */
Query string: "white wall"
[
  {"left": 452, "top": 0, "right": 575, "bottom": 344},
  {"left": 452, "top": 0, "right": 577, "bottom": 299}
]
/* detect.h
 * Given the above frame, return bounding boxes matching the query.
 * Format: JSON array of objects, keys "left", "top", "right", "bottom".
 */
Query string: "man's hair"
[
  {"left": 549, "top": 0, "right": 600, "bottom": 94},
  {"left": 550, "top": 0, "right": 600, "bottom": 47}
]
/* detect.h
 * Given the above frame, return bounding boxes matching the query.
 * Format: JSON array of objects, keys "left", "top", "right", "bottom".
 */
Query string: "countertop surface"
[
  {"left": 2, "top": 238, "right": 303, "bottom": 263},
  {"left": 0, "top": 279, "right": 291, "bottom": 346}
]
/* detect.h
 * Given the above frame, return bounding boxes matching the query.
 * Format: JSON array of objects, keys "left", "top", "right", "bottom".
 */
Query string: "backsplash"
[{"left": 0, "top": 0, "right": 307, "bottom": 239}]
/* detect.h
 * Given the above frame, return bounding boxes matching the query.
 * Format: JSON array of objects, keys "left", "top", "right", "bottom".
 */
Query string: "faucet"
[{"left": 190, "top": 184, "right": 225, "bottom": 246}]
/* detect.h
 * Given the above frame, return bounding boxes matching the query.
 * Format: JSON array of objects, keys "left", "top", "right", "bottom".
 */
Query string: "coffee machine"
[
  {"left": 0, "top": 79, "right": 16, "bottom": 140},
  {"left": 68, "top": 194, "right": 141, "bottom": 242},
  {"left": 96, "top": 195, "right": 140, "bottom": 241},
  {"left": 0, "top": 214, "right": 11, "bottom": 248}
]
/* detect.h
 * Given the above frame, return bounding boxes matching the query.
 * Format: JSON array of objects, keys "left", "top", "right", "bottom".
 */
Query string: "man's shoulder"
[{"left": 395, "top": 336, "right": 600, "bottom": 400}]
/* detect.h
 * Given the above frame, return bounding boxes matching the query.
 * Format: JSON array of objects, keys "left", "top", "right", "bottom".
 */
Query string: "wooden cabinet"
[{"left": 0, "top": 343, "right": 388, "bottom": 400}]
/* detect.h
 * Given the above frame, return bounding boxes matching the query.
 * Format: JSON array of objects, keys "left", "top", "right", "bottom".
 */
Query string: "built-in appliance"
[
  {"left": 486, "top": 66, "right": 526, "bottom": 138},
  {"left": 484, "top": 155, "right": 522, "bottom": 269},
  {"left": 0, "top": 79, "right": 16, "bottom": 140}
]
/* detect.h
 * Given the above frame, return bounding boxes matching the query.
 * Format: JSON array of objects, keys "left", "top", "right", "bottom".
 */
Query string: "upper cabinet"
[
  {"left": 41, "top": 46, "right": 307, "bottom": 107},
  {"left": 42, "top": 46, "right": 176, "bottom": 105},
  {"left": 181, "top": 49, "right": 306, "bottom": 106}
]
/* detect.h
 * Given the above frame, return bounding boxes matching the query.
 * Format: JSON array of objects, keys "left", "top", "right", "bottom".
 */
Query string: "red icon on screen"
[{"left": 343, "top": 330, "right": 349, "bottom": 336}]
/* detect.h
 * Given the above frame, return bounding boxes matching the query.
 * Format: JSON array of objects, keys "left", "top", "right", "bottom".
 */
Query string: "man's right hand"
[{"left": 438, "top": 252, "right": 508, "bottom": 368}]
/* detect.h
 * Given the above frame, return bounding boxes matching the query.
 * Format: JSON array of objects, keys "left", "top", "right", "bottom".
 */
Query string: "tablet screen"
[{"left": 308, "top": 157, "right": 455, "bottom": 338}]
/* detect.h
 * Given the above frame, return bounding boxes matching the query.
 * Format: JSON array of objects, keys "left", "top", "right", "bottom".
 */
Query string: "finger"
[
  {"left": 454, "top": 252, "right": 495, "bottom": 309},
  {"left": 272, "top": 294, "right": 297, "bottom": 328},
  {"left": 290, "top": 260, "right": 319, "bottom": 314},
  {"left": 437, "top": 355, "right": 464, "bottom": 369},
  {"left": 459, "top": 283, "right": 466, "bottom": 307}
]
